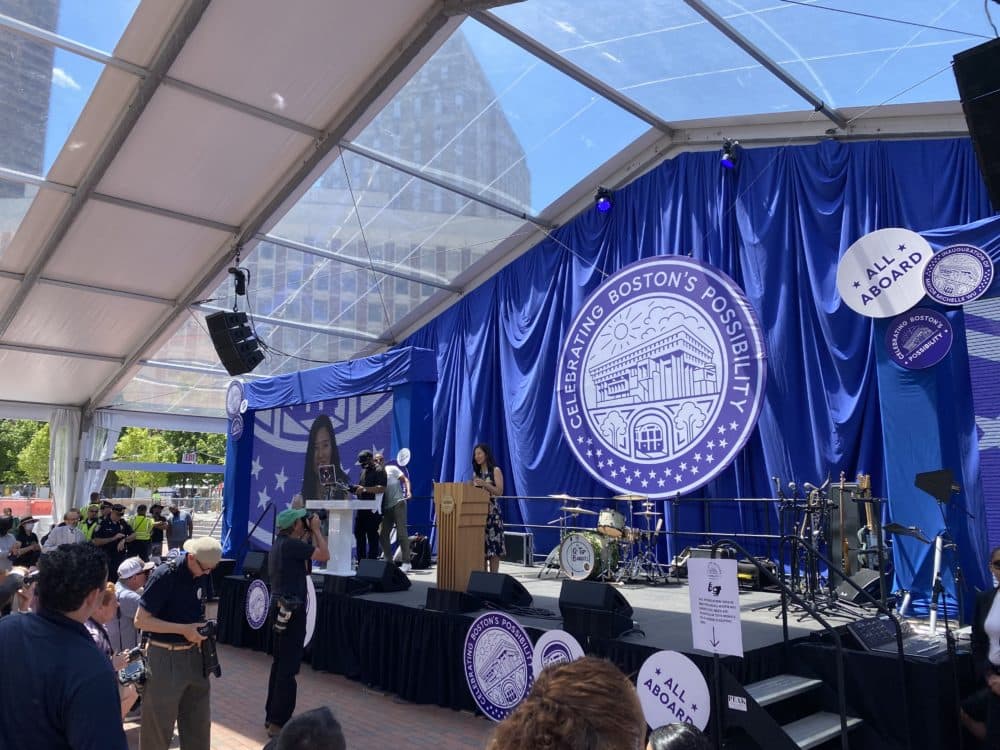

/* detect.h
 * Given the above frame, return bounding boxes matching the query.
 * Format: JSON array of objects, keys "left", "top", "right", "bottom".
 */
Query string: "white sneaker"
[{"left": 401, "top": 563, "right": 412, "bottom": 573}]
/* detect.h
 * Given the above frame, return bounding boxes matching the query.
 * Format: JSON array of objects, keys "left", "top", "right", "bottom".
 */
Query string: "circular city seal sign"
[
  {"left": 464, "top": 611, "right": 534, "bottom": 721},
  {"left": 245, "top": 579, "right": 270, "bottom": 630},
  {"left": 531, "top": 630, "right": 584, "bottom": 678},
  {"left": 636, "top": 650, "right": 711, "bottom": 730},
  {"left": 923, "top": 243, "right": 993, "bottom": 306},
  {"left": 885, "top": 308, "right": 953, "bottom": 370},
  {"left": 556, "top": 256, "right": 766, "bottom": 498},
  {"left": 836, "top": 227, "right": 932, "bottom": 318},
  {"left": 226, "top": 379, "right": 244, "bottom": 418},
  {"left": 229, "top": 413, "right": 244, "bottom": 441}
]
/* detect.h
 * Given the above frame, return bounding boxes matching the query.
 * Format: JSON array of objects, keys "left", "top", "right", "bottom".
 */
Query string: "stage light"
[
  {"left": 720, "top": 139, "right": 738, "bottom": 169},
  {"left": 595, "top": 187, "right": 613, "bottom": 213}
]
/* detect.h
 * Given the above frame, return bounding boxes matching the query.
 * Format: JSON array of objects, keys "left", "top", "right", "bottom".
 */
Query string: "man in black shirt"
[
  {"left": 92, "top": 504, "right": 134, "bottom": 582},
  {"left": 135, "top": 536, "right": 221, "bottom": 750},
  {"left": 351, "top": 450, "right": 386, "bottom": 561},
  {"left": 265, "top": 508, "right": 329, "bottom": 737},
  {"left": 0, "top": 543, "right": 127, "bottom": 750},
  {"left": 149, "top": 503, "right": 168, "bottom": 561}
]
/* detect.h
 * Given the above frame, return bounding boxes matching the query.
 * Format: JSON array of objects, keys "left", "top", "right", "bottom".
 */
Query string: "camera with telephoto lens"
[
  {"left": 197, "top": 620, "right": 222, "bottom": 678},
  {"left": 117, "top": 646, "right": 147, "bottom": 689}
]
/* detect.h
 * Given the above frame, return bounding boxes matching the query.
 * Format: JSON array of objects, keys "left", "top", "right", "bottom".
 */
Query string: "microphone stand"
[{"left": 936, "top": 580, "right": 964, "bottom": 750}]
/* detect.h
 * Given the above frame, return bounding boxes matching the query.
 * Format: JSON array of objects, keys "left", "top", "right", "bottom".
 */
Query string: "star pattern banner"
[{"left": 247, "top": 393, "right": 393, "bottom": 549}]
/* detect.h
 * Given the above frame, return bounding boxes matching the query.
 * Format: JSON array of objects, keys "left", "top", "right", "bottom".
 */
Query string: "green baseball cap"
[{"left": 277, "top": 507, "right": 308, "bottom": 530}]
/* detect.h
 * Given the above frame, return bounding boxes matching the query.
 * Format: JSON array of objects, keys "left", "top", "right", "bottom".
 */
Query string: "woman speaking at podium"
[{"left": 472, "top": 443, "right": 505, "bottom": 574}]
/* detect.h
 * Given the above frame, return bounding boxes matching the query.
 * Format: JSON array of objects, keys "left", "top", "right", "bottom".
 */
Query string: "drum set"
[{"left": 543, "top": 493, "right": 670, "bottom": 583}]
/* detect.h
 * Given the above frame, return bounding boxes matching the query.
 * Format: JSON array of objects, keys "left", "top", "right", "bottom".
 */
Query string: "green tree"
[
  {"left": 0, "top": 420, "right": 44, "bottom": 484},
  {"left": 17, "top": 423, "right": 50, "bottom": 485},
  {"left": 161, "top": 430, "right": 226, "bottom": 492},
  {"left": 113, "top": 428, "right": 175, "bottom": 493}
]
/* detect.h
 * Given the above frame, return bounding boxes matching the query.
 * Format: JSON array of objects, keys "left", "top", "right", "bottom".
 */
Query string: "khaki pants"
[
  {"left": 140, "top": 643, "right": 211, "bottom": 750},
  {"left": 379, "top": 501, "right": 410, "bottom": 563}
]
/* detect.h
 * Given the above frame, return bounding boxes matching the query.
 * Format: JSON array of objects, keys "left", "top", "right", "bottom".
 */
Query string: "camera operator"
[
  {"left": 351, "top": 450, "right": 385, "bottom": 561},
  {"left": 265, "top": 508, "right": 330, "bottom": 737},
  {"left": 0, "top": 543, "right": 127, "bottom": 749},
  {"left": 134, "top": 536, "right": 221, "bottom": 750}
]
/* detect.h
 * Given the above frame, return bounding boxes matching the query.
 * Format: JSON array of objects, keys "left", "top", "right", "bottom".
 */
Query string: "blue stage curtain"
[{"left": 403, "top": 138, "right": 995, "bottom": 608}]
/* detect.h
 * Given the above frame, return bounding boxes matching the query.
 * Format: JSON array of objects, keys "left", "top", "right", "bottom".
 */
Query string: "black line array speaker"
[
  {"left": 466, "top": 571, "right": 533, "bottom": 607},
  {"left": 558, "top": 580, "right": 634, "bottom": 640},
  {"left": 953, "top": 37, "right": 1000, "bottom": 210},
  {"left": 356, "top": 559, "right": 411, "bottom": 592},
  {"left": 206, "top": 311, "right": 264, "bottom": 376}
]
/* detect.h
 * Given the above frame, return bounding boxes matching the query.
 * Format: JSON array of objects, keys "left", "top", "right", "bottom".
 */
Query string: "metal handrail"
[{"left": 711, "top": 538, "right": 850, "bottom": 750}]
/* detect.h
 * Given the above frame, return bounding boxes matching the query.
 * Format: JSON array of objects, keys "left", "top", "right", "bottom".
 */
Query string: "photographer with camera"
[
  {"left": 134, "top": 536, "right": 221, "bottom": 750},
  {"left": 0, "top": 543, "right": 127, "bottom": 749},
  {"left": 265, "top": 508, "right": 330, "bottom": 738},
  {"left": 351, "top": 450, "right": 386, "bottom": 561}
]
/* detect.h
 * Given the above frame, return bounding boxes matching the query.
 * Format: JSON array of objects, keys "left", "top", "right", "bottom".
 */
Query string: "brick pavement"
[{"left": 124, "top": 643, "right": 494, "bottom": 750}]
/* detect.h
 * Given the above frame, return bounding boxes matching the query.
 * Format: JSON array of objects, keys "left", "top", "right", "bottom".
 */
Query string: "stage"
[{"left": 218, "top": 561, "right": 972, "bottom": 750}]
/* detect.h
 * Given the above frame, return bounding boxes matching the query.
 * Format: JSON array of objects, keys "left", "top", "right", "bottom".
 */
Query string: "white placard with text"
[{"left": 688, "top": 557, "right": 744, "bottom": 658}]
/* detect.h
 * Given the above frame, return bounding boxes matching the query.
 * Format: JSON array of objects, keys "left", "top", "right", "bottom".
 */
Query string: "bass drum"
[{"left": 559, "top": 531, "right": 618, "bottom": 581}]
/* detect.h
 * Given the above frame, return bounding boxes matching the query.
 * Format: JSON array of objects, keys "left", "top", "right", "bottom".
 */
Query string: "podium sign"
[{"left": 434, "top": 482, "right": 490, "bottom": 591}]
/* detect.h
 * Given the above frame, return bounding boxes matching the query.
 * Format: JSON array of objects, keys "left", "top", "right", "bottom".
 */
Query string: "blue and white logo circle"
[
  {"left": 556, "top": 256, "right": 766, "bottom": 497},
  {"left": 885, "top": 308, "right": 953, "bottom": 370},
  {"left": 531, "top": 629, "right": 584, "bottom": 677},
  {"left": 464, "top": 612, "right": 534, "bottom": 721},
  {"left": 229, "top": 414, "right": 244, "bottom": 441},
  {"left": 245, "top": 579, "right": 269, "bottom": 630},
  {"left": 923, "top": 244, "right": 993, "bottom": 306}
]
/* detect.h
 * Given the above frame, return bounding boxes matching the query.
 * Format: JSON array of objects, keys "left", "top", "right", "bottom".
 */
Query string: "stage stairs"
[{"left": 721, "top": 666, "right": 863, "bottom": 749}]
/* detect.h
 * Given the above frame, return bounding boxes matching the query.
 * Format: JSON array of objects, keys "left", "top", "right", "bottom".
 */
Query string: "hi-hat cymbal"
[
  {"left": 634, "top": 510, "right": 661, "bottom": 517},
  {"left": 559, "top": 506, "right": 598, "bottom": 516},
  {"left": 614, "top": 493, "right": 648, "bottom": 501},
  {"left": 548, "top": 493, "right": 577, "bottom": 500}
]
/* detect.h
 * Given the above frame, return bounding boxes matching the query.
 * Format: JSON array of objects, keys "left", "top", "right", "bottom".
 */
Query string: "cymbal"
[
  {"left": 559, "top": 506, "right": 598, "bottom": 516},
  {"left": 548, "top": 493, "right": 577, "bottom": 500},
  {"left": 614, "top": 493, "right": 648, "bottom": 501},
  {"left": 634, "top": 510, "right": 661, "bottom": 517}
]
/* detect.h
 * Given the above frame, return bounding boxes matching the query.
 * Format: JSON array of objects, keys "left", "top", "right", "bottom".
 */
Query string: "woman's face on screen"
[{"left": 314, "top": 427, "right": 333, "bottom": 472}]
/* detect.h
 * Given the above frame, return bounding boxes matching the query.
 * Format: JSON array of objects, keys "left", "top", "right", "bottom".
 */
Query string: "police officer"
[
  {"left": 128, "top": 504, "right": 153, "bottom": 561},
  {"left": 92, "top": 504, "right": 134, "bottom": 582},
  {"left": 265, "top": 509, "right": 329, "bottom": 737},
  {"left": 135, "top": 536, "right": 221, "bottom": 750},
  {"left": 80, "top": 503, "right": 101, "bottom": 541}
]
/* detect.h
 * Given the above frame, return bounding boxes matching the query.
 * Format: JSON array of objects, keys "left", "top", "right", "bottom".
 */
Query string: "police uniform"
[
  {"left": 129, "top": 512, "right": 153, "bottom": 561},
  {"left": 139, "top": 549, "right": 213, "bottom": 750},
  {"left": 92, "top": 515, "right": 133, "bottom": 582}
]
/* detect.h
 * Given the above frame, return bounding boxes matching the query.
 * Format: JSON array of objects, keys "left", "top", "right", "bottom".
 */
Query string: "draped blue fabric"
[
  {"left": 403, "top": 138, "right": 996, "bottom": 611},
  {"left": 221, "top": 347, "right": 437, "bottom": 557}
]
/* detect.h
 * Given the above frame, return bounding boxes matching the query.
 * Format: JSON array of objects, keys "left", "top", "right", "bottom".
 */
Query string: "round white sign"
[
  {"left": 531, "top": 630, "right": 584, "bottom": 677},
  {"left": 836, "top": 228, "right": 932, "bottom": 318},
  {"left": 636, "top": 650, "right": 711, "bottom": 730}
]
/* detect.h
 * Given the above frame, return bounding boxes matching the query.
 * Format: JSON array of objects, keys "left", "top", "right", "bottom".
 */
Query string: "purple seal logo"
[
  {"left": 245, "top": 579, "right": 270, "bottom": 630},
  {"left": 923, "top": 244, "right": 993, "bottom": 305},
  {"left": 229, "top": 413, "right": 244, "bottom": 441},
  {"left": 885, "top": 308, "right": 953, "bottom": 370},
  {"left": 531, "top": 630, "right": 583, "bottom": 677},
  {"left": 464, "top": 612, "right": 534, "bottom": 721},
  {"left": 556, "top": 257, "right": 766, "bottom": 497}
]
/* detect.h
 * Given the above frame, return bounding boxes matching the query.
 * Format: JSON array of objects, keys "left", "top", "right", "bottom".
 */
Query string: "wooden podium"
[{"left": 434, "top": 482, "right": 490, "bottom": 591}]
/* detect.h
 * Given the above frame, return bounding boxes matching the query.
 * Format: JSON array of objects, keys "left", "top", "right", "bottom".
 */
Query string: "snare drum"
[
  {"left": 559, "top": 531, "right": 618, "bottom": 580},
  {"left": 597, "top": 508, "right": 626, "bottom": 538}
]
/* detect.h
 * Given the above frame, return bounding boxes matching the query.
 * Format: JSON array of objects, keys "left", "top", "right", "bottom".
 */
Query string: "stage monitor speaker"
[
  {"left": 835, "top": 568, "right": 881, "bottom": 604},
  {"left": 205, "top": 310, "right": 264, "bottom": 376},
  {"left": 953, "top": 37, "right": 1000, "bottom": 210},
  {"left": 914, "top": 469, "right": 959, "bottom": 504},
  {"left": 426, "top": 587, "right": 481, "bottom": 613},
  {"left": 357, "top": 559, "right": 411, "bottom": 592},
  {"left": 316, "top": 573, "right": 372, "bottom": 596},
  {"left": 558, "top": 580, "right": 634, "bottom": 640},
  {"left": 466, "top": 571, "right": 533, "bottom": 607},
  {"left": 241, "top": 550, "right": 268, "bottom": 580}
]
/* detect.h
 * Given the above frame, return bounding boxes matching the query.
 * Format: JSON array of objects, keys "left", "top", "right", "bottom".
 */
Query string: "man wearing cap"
[
  {"left": 166, "top": 502, "right": 193, "bottom": 551},
  {"left": 41, "top": 510, "right": 85, "bottom": 553},
  {"left": 0, "top": 543, "right": 128, "bottom": 749},
  {"left": 129, "top": 504, "right": 154, "bottom": 561},
  {"left": 108, "top": 556, "right": 153, "bottom": 652},
  {"left": 135, "top": 536, "right": 221, "bottom": 750},
  {"left": 350, "top": 450, "right": 385, "bottom": 561},
  {"left": 92, "top": 504, "right": 135, "bottom": 583},
  {"left": 265, "top": 508, "right": 329, "bottom": 736}
]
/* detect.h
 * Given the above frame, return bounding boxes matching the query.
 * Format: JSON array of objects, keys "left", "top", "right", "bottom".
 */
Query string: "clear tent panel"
[
  {"left": 0, "top": 182, "right": 38, "bottom": 258},
  {"left": 348, "top": 17, "right": 649, "bottom": 216},
  {"left": 269, "top": 149, "right": 532, "bottom": 284},
  {"left": 111, "top": 363, "right": 233, "bottom": 417},
  {"left": 0, "top": 26, "right": 106, "bottom": 177},
  {"left": 0, "top": 0, "right": 140, "bottom": 56},
  {"left": 491, "top": 0, "right": 853, "bottom": 120},
  {"left": 698, "top": 0, "right": 996, "bottom": 109}
]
